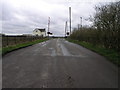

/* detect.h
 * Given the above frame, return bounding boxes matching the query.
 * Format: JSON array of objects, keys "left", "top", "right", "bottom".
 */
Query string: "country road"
[{"left": 3, "top": 38, "right": 118, "bottom": 88}]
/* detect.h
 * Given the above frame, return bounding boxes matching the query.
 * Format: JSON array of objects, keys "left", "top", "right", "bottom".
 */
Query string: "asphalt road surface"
[{"left": 3, "top": 38, "right": 118, "bottom": 88}]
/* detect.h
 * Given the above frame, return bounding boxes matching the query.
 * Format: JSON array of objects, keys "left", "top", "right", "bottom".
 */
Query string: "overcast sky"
[{"left": 0, "top": 0, "right": 118, "bottom": 36}]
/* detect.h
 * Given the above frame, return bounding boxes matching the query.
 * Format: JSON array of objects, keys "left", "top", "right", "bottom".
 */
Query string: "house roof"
[{"left": 34, "top": 28, "right": 45, "bottom": 32}]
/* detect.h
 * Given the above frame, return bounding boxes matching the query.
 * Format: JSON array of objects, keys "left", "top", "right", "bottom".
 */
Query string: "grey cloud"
[{"left": 1, "top": 0, "right": 116, "bottom": 36}]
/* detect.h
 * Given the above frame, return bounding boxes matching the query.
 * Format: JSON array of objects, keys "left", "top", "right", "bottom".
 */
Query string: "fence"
[{"left": 2, "top": 35, "right": 44, "bottom": 47}]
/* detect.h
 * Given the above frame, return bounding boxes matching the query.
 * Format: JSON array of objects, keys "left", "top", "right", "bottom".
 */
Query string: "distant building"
[{"left": 33, "top": 28, "right": 46, "bottom": 37}]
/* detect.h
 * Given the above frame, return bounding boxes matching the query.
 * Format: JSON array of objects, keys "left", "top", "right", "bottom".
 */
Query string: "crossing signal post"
[
  {"left": 67, "top": 32, "right": 69, "bottom": 35},
  {"left": 47, "top": 32, "right": 52, "bottom": 35}
]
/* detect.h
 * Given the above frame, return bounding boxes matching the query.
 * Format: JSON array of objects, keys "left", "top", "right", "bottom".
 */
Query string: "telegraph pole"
[
  {"left": 69, "top": 7, "right": 71, "bottom": 35},
  {"left": 48, "top": 17, "right": 50, "bottom": 37},
  {"left": 78, "top": 24, "right": 80, "bottom": 30},
  {"left": 65, "top": 21, "right": 68, "bottom": 37},
  {"left": 65, "top": 22, "right": 66, "bottom": 37},
  {"left": 80, "top": 17, "right": 82, "bottom": 29}
]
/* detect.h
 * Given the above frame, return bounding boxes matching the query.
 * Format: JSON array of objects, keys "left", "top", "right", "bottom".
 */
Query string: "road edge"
[
  {"left": 2, "top": 38, "right": 49, "bottom": 56},
  {"left": 66, "top": 39, "right": 119, "bottom": 67}
]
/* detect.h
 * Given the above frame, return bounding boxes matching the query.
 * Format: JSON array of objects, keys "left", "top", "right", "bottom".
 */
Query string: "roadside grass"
[
  {"left": 66, "top": 39, "right": 119, "bottom": 66},
  {"left": 1, "top": 38, "right": 49, "bottom": 56}
]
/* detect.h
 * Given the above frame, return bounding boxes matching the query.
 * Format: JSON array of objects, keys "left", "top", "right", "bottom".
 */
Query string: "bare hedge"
[{"left": 70, "top": 1, "right": 120, "bottom": 51}]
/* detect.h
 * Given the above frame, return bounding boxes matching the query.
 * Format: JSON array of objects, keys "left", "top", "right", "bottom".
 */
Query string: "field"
[
  {"left": 1, "top": 35, "right": 48, "bottom": 55},
  {"left": 2, "top": 35, "right": 44, "bottom": 47}
]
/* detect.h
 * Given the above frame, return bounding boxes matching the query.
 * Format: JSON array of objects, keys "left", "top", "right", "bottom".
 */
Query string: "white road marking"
[
  {"left": 60, "top": 44, "right": 71, "bottom": 56},
  {"left": 49, "top": 48, "right": 56, "bottom": 56},
  {"left": 42, "top": 43, "right": 46, "bottom": 47},
  {"left": 34, "top": 39, "right": 87, "bottom": 57}
]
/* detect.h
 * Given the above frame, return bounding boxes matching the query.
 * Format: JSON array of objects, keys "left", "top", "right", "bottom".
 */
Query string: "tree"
[{"left": 94, "top": 1, "right": 120, "bottom": 50}]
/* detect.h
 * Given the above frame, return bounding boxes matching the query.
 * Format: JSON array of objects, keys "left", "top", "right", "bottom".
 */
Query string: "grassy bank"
[
  {"left": 1, "top": 38, "right": 49, "bottom": 55},
  {"left": 67, "top": 39, "right": 119, "bottom": 66}
]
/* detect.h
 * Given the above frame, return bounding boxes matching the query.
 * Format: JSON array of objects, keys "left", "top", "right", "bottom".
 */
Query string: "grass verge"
[
  {"left": 66, "top": 39, "right": 119, "bottom": 67},
  {"left": 1, "top": 38, "right": 49, "bottom": 56}
]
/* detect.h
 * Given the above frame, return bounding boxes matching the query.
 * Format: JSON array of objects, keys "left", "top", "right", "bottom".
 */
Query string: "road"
[{"left": 3, "top": 38, "right": 118, "bottom": 88}]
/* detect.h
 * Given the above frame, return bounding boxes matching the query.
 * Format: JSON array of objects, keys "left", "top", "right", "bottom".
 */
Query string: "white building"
[{"left": 33, "top": 28, "right": 46, "bottom": 37}]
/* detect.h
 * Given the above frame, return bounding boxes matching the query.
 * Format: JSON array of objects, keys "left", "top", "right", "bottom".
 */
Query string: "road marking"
[
  {"left": 36, "top": 39, "right": 87, "bottom": 57},
  {"left": 38, "top": 41, "right": 50, "bottom": 47},
  {"left": 42, "top": 43, "right": 46, "bottom": 47},
  {"left": 60, "top": 44, "right": 71, "bottom": 56},
  {"left": 49, "top": 48, "right": 56, "bottom": 56}
]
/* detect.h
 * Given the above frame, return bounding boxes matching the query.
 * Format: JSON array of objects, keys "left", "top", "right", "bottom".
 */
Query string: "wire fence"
[{"left": 2, "top": 35, "right": 44, "bottom": 47}]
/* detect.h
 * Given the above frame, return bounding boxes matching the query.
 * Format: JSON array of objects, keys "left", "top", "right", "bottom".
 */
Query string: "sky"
[{"left": 0, "top": 0, "right": 118, "bottom": 36}]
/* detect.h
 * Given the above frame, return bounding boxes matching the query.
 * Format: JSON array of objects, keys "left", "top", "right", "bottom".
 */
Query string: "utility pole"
[
  {"left": 78, "top": 24, "right": 80, "bottom": 30},
  {"left": 48, "top": 17, "right": 50, "bottom": 37},
  {"left": 80, "top": 17, "right": 82, "bottom": 29},
  {"left": 45, "top": 28, "right": 46, "bottom": 37},
  {"left": 69, "top": 7, "right": 71, "bottom": 35},
  {"left": 65, "top": 21, "right": 68, "bottom": 37}
]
